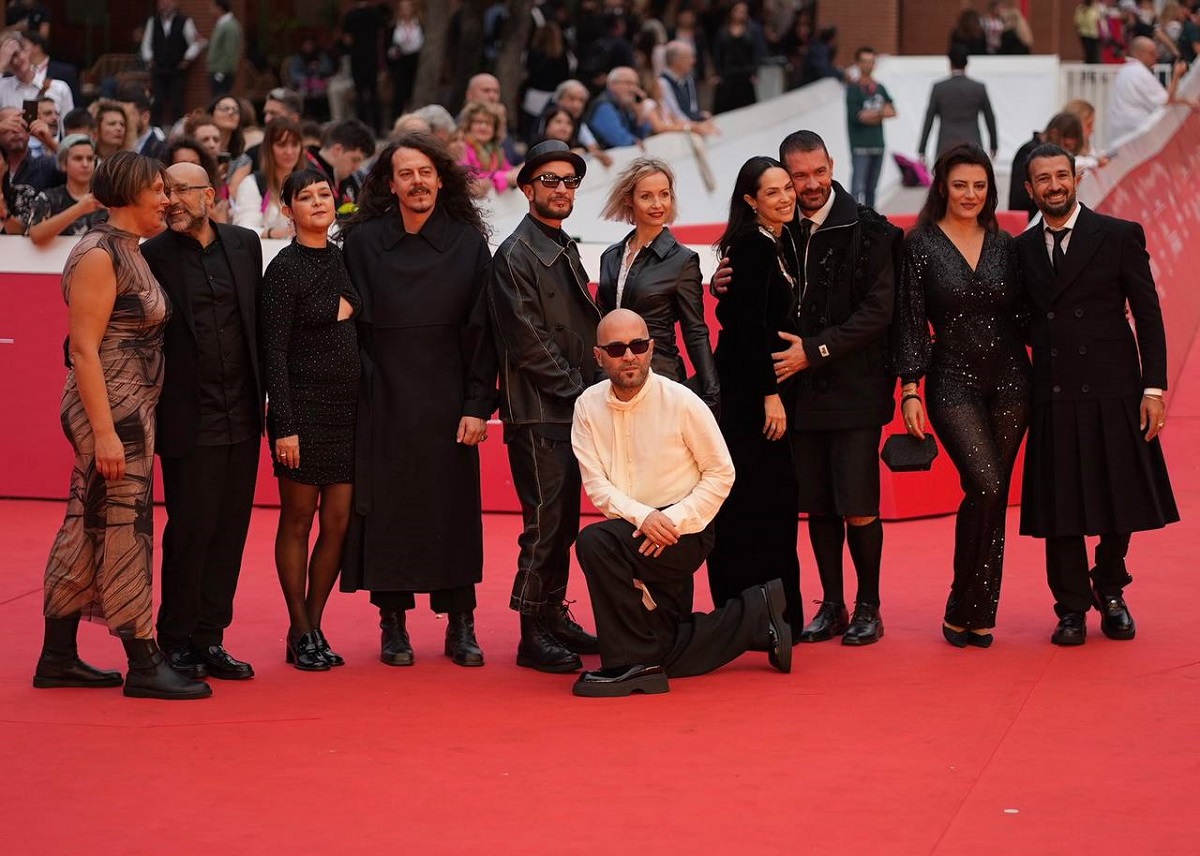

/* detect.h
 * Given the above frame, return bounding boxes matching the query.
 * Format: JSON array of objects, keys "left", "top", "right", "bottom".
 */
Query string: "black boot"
[
  {"left": 517, "top": 613, "right": 582, "bottom": 673},
  {"left": 545, "top": 601, "right": 600, "bottom": 655},
  {"left": 33, "top": 616, "right": 123, "bottom": 689},
  {"left": 380, "top": 610, "right": 414, "bottom": 666},
  {"left": 122, "top": 638, "right": 212, "bottom": 699},
  {"left": 444, "top": 611, "right": 485, "bottom": 667}
]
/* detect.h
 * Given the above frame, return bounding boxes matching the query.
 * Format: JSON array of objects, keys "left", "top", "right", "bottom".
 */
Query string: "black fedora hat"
[{"left": 516, "top": 139, "right": 588, "bottom": 187}]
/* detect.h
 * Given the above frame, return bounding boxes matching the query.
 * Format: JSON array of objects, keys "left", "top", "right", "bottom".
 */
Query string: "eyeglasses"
[
  {"left": 597, "top": 338, "right": 651, "bottom": 358},
  {"left": 213, "top": 103, "right": 239, "bottom": 114},
  {"left": 167, "top": 184, "right": 211, "bottom": 197},
  {"left": 535, "top": 173, "right": 582, "bottom": 189}
]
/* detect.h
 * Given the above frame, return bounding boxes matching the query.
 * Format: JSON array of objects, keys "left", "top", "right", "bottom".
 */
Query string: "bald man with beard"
[{"left": 141, "top": 162, "right": 265, "bottom": 684}]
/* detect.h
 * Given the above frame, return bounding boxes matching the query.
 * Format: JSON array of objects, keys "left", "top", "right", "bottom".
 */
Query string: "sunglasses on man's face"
[
  {"left": 535, "top": 173, "right": 582, "bottom": 189},
  {"left": 597, "top": 338, "right": 652, "bottom": 358}
]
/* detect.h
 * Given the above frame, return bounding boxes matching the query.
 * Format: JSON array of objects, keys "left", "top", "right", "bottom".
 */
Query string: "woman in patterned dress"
[{"left": 34, "top": 151, "right": 211, "bottom": 700}]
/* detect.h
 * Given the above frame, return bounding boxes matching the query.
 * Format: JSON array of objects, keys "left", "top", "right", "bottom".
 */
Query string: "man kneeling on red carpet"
[{"left": 570, "top": 309, "right": 792, "bottom": 697}]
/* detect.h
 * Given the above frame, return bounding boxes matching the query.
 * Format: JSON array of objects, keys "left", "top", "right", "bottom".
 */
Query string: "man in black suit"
[
  {"left": 142, "top": 162, "right": 264, "bottom": 681},
  {"left": 1016, "top": 143, "right": 1178, "bottom": 646},
  {"left": 918, "top": 45, "right": 998, "bottom": 161}
]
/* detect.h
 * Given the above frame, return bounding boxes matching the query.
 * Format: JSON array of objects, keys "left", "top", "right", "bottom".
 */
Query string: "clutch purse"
[{"left": 881, "top": 433, "right": 938, "bottom": 472}]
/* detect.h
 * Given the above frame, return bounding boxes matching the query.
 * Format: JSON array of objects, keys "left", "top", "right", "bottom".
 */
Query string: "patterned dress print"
[{"left": 43, "top": 223, "right": 171, "bottom": 638}]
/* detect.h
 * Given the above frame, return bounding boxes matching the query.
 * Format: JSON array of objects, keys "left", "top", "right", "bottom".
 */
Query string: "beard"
[
  {"left": 167, "top": 207, "right": 206, "bottom": 234},
  {"left": 609, "top": 362, "right": 650, "bottom": 391},
  {"left": 1038, "top": 188, "right": 1076, "bottom": 219},
  {"left": 533, "top": 196, "right": 573, "bottom": 221}
]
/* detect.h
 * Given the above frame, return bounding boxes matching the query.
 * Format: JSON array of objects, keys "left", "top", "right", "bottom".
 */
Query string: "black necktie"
[{"left": 1049, "top": 227, "right": 1070, "bottom": 273}]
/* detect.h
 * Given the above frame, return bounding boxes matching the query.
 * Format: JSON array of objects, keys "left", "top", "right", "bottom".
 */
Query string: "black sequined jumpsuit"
[{"left": 894, "top": 227, "right": 1031, "bottom": 629}]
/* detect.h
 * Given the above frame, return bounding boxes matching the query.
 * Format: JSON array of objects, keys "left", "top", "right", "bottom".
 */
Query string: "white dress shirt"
[
  {"left": 1108, "top": 59, "right": 1168, "bottom": 143},
  {"left": 572, "top": 370, "right": 735, "bottom": 534}
]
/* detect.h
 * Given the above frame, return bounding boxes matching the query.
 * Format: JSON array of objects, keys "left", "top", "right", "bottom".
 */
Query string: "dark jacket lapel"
[
  {"left": 1053, "top": 205, "right": 1103, "bottom": 297},
  {"left": 1016, "top": 225, "right": 1055, "bottom": 308},
  {"left": 216, "top": 223, "right": 257, "bottom": 332}
]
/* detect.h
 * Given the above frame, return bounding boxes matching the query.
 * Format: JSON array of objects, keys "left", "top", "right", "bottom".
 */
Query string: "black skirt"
[{"left": 1019, "top": 395, "right": 1178, "bottom": 537}]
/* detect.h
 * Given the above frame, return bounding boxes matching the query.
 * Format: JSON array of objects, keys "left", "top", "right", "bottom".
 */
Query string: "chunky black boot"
[
  {"left": 444, "top": 611, "right": 485, "bottom": 667},
  {"left": 516, "top": 613, "right": 582, "bottom": 673},
  {"left": 122, "top": 638, "right": 212, "bottom": 699},
  {"left": 545, "top": 602, "right": 600, "bottom": 655},
  {"left": 380, "top": 610, "right": 414, "bottom": 666},
  {"left": 33, "top": 616, "right": 123, "bottom": 689}
]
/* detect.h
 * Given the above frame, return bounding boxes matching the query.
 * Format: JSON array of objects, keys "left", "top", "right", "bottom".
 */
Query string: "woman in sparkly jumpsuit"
[{"left": 893, "top": 144, "right": 1031, "bottom": 648}]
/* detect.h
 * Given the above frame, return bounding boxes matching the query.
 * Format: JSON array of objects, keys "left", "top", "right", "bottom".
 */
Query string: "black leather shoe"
[
  {"left": 1092, "top": 591, "right": 1136, "bottom": 641},
  {"left": 798, "top": 600, "right": 849, "bottom": 643},
  {"left": 761, "top": 579, "right": 792, "bottom": 673},
  {"left": 122, "top": 639, "right": 212, "bottom": 700},
  {"left": 573, "top": 664, "right": 669, "bottom": 697},
  {"left": 445, "top": 611, "right": 485, "bottom": 667},
  {"left": 311, "top": 629, "right": 344, "bottom": 666},
  {"left": 517, "top": 613, "right": 582, "bottom": 673},
  {"left": 33, "top": 616, "right": 124, "bottom": 689},
  {"left": 1051, "top": 611, "right": 1087, "bottom": 646},
  {"left": 286, "top": 631, "right": 330, "bottom": 671},
  {"left": 380, "top": 610, "right": 414, "bottom": 666},
  {"left": 942, "top": 624, "right": 969, "bottom": 648},
  {"left": 164, "top": 646, "right": 208, "bottom": 679},
  {"left": 545, "top": 602, "right": 600, "bottom": 655},
  {"left": 193, "top": 645, "right": 254, "bottom": 680},
  {"left": 967, "top": 631, "right": 994, "bottom": 649},
  {"left": 842, "top": 603, "right": 884, "bottom": 646}
]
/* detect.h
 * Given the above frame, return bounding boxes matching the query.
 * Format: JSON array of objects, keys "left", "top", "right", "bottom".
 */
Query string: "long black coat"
[
  {"left": 340, "top": 207, "right": 497, "bottom": 592},
  {"left": 1015, "top": 204, "right": 1177, "bottom": 536}
]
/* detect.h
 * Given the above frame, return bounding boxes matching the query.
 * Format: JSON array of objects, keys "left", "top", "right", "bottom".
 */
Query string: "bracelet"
[{"left": 902, "top": 393, "right": 921, "bottom": 404}]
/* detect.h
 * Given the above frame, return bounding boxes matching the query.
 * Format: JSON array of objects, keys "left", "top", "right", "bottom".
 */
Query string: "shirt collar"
[
  {"left": 384, "top": 203, "right": 452, "bottom": 252},
  {"left": 805, "top": 187, "right": 838, "bottom": 229},
  {"left": 604, "top": 369, "right": 657, "bottom": 411}
]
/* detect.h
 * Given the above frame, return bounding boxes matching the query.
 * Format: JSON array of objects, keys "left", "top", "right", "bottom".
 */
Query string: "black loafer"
[
  {"left": 842, "top": 603, "right": 884, "bottom": 646},
  {"left": 193, "top": 645, "right": 254, "bottom": 680},
  {"left": 798, "top": 600, "right": 849, "bottom": 643},
  {"left": 572, "top": 664, "right": 669, "bottom": 697},
  {"left": 164, "top": 646, "right": 208, "bottom": 679},
  {"left": 761, "top": 579, "right": 792, "bottom": 673},
  {"left": 1092, "top": 591, "right": 1136, "bottom": 640},
  {"left": 1051, "top": 611, "right": 1087, "bottom": 646}
]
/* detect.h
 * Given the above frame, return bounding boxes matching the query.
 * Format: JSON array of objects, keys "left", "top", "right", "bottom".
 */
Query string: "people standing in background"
[
  {"left": 0, "top": 31, "right": 74, "bottom": 118},
  {"left": 206, "top": 0, "right": 242, "bottom": 98},
  {"left": 712, "top": 1, "right": 765, "bottom": 114},
  {"left": 27, "top": 135, "right": 107, "bottom": 244},
  {"left": 387, "top": 0, "right": 424, "bottom": 121},
  {"left": 894, "top": 145, "right": 1030, "bottom": 648},
  {"left": 142, "top": 161, "right": 264, "bottom": 684},
  {"left": 92, "top": 100, "right": 131, "bottom": 161},
  {"left": 340, "top": 135, "right": 496, "bottom": 669},
  {"left": 1076, "top": 0, "right": 1105, "bottom": 63},
  {"left": 845, "top": 46, "right": 896, "bottom": 209},
  {"left": 141, "top": 0, "right": 204, "bottom": 127},
  {"left": 1107, "top": 37, "right": 1196, "bottom": 143},
  {"left": 1008, "top": 112, "right": 1085, "bottom": 216},
  {"left": 458, "top": 101, "right": 518, "bottom": 196},
  {"left": 234, "top": 117, "right": 304, "bottom": 239},
  {"left": 303, "top": 118, "right": 376, "bottom": 218},
  {"left": 260, "top": 169, "right": 361, "bottom": 671},
  {"left": 918, "top": 46, "right": 998, "bottom": 161},
  {"left": 341, "top": 0, "right": 385, "bottom": 134},
  {"left": 521, "top": 20, "right": 571, "bottom": 141},
  {"left": 948, "top": 8, "right": 989, "bottom": 56}
]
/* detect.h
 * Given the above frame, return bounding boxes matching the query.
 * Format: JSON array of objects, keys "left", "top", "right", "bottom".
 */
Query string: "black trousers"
[
  {"left": 157, "top": 437, "right": 259, "bottom": 649},
  {"left": 152, "top": 71, "right": 186, "bottom": 126},
  {"left": 370, "top": 585, "right": 476, "bottom": 613},
  {"left": 577, "top": 519, "right": 768, "bottom": 676},
  {"left": 1045, "top": 533, "right": 1132, "bottom": 615},
  {"left": 506, "top": 425, "right": 581, "bottom": 615}
]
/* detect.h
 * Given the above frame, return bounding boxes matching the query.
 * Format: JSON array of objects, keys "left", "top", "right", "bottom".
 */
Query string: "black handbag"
[{"left": 880, "top": 433, "right": 939, "bottom": 472}]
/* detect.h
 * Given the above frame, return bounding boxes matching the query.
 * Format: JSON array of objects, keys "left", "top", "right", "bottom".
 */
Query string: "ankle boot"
[
  {"left": 33, "top": 616, "right": 123, "bottom": 689},
  {"left": 444, "top": 611, "right": 485, "bottom": 667},
  {"left": 516, "top": 613, "right": 582, "bottom": 673},
  {"left": 379, "top": 610, "right": 414, "bottom": 666},
  {"left": 544, "top": 601, "right": 600, "bottom": 655},
  {"left": 122, "top": 638, "right": 212, "bottom": 699}
]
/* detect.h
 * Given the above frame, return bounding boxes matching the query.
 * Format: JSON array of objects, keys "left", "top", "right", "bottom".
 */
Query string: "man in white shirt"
[
  {"left": 1108, "top": 37, "right": 1196, "bottom": 143},
  {"left": 0, "top": 32, "right": 74, "bottom": 118},
  {"left": 570, "top": 309, "right": 791, "bottom": 697}
]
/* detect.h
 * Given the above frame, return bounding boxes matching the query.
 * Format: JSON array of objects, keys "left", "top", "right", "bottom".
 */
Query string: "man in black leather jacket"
[{"left": 488, "top": 140, "right": 603, "bottom": 673}]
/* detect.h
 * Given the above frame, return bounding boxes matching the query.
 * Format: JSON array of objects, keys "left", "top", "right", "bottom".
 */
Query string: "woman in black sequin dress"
[
  {"left": 260, "top": 169, "right": 361, "bottom": 670},
  {"left": 893, "top": 145, "right": 1031, "bottom": 647}
]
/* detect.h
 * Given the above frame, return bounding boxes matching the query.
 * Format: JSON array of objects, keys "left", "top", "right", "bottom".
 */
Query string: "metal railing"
[{"left": 1059, "top": 62, "right": 1173, "bottom": 152}]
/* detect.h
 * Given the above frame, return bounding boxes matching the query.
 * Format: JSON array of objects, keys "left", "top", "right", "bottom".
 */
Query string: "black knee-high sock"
[
  {"left": 807, "top": 515, "right": 846, "bottom": 604},
  {"left": 846, "top": 519, "right": 883, "bottom": 607}
]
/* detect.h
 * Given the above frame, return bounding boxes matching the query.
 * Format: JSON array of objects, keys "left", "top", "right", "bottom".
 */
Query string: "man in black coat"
[
  {"left": 1015, "top": 143, "right": 1177, "bottom": 646},
  {"left": 142, "top": 162, "right": 264, "bottom": 682},
  {"left": 714, "top": 130, "right": 902, "bottom": 646},
  {"left": 488, "top": 140, "right": 603, "bottom": 673}
]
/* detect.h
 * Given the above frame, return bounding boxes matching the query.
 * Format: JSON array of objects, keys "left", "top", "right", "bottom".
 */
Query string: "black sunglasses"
[
  {"left": 598, "top": 338, "right": 652, "bottom": 358},
  {"left": 535, "top": 173, "right": 582, "bottom": 189}
]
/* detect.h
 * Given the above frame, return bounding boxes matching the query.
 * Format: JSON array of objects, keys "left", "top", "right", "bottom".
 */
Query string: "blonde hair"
[
  {"left": 601, "top": 157, "right": 678, "bottom": 225},
  {"left": 1062, "top": 99, "right": 1096, "bottom": 121}
]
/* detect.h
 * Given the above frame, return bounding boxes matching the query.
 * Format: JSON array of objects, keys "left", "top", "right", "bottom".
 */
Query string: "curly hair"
[{"left": 339, "top": 133, "right": 489, "bottom": 242}]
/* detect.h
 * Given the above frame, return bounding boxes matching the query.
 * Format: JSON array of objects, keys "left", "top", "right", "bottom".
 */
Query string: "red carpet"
[{"left": 3, "top": 359, "right": 1199, "bottom": 855}]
